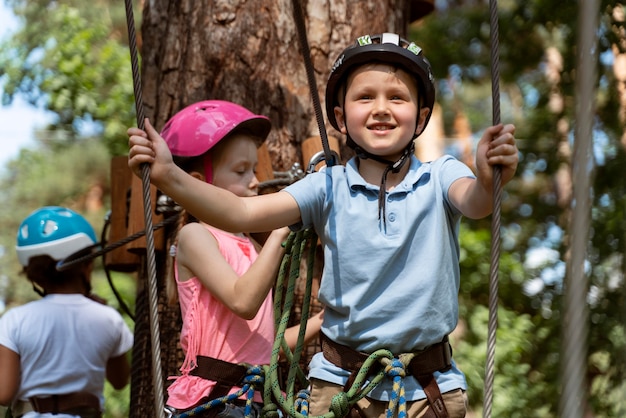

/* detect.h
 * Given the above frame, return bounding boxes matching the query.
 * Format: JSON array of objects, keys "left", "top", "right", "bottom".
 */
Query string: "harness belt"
[
  {"left": 190, "top": 355, "right": 249, "bottom": 400},
  {"left": 320, "top": 333, "right": 452, "bottom": 418},
  {"left": 12, "top": 392, "right": 101, "bottom": 418}
]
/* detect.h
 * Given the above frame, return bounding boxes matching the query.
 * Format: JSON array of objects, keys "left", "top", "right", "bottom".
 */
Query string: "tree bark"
[{"left": 140, "top": 0, "right": 414, "bottom": 169}]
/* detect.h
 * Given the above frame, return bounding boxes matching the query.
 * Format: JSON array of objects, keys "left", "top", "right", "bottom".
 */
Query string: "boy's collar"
[{"left": 346, "top": 155, "right": 427, "bottom": 191}]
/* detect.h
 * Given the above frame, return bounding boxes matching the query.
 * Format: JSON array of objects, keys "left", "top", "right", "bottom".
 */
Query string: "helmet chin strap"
[
  {"left": 348, "top": 135, "right": 416, "bottom": 224},
  {"left": 342, "top": 98, "right": 423, "bottom": 225}
]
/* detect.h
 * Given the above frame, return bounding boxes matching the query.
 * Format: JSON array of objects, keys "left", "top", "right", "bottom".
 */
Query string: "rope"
[
  {"left": 559, "top": 0, "right": 598, "bottom": 416},
  {"left": 123, "top": 0, "right": 166, "bottom": 416},
  {"left": 290, "top": 0, "right": 336, "bottom": 167},
  {"left": 383, "top": 357, "right": 409, "bottom": 418},
  {"left": 264, "top": 228, "right": 405, "bottom": 418},
  {"left": 56, "top": 213, "right": 179, "bottom": 271},
  {"left": 483, "top": 1, "right": 502, "bottom": 417},
  {"left": 173, "top": 365, "right": 265, "bottom": 418}
]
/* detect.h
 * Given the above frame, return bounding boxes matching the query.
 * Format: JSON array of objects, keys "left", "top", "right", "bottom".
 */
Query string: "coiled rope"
[{"left": 264, "top": 228, "right": 413, "bottom": 418}]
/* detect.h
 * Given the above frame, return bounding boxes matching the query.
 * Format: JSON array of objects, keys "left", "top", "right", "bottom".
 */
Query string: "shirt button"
[{"left": 388, "top": 213, "right": 396, "bottom": 222}]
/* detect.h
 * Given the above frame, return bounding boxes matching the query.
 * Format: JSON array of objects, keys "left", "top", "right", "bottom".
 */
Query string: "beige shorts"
[{"left": 308, "top": 378, "right": 468, "bottom": 418}]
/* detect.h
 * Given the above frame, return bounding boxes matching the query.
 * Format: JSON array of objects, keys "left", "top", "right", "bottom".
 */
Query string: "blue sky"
[{"left": 0, "top": 4, "right": 54, "bottom": 170}]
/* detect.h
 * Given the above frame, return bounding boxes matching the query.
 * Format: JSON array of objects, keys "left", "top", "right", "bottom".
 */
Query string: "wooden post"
[
  {"left": 127, "top": 175, "right": 165, "bottom": 253},
  {"left": 256, "top": 142, "right": 275, "bottom": 183},
  {"left": 301, "top": 136, "right": 341, "bottom": 171},
  {"left": 105, "top": 156, "right": 141, "bottom": 272}
]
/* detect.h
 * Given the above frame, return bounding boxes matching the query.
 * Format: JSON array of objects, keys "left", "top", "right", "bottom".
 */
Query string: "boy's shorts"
[{"left": 308, "top": 378, "right": 467, "bottom": 418}]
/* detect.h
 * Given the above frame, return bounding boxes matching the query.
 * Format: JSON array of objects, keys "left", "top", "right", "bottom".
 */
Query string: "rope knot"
[
  {"left": 261, "top": 402, "right": 280, "bottom": 418},
  {"left": 381, "top": 357, "right": 409, "bottom": 418},
  {"left": 384, "top": 358, "right": 406, "bottom": 378},
  {"left": 242, "top": 364, "right": 265, "bottom": 389},
  {"left": 330, "top": 391, "right": 351, "bottom": 418},
  {"left": 295, "top": 389, "right": 311, "bottom": 415}
]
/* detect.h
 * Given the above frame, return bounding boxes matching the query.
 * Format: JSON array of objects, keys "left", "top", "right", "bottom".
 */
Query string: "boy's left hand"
[{"left": 476, "top": 123, "right": 518, "bottom": 188}]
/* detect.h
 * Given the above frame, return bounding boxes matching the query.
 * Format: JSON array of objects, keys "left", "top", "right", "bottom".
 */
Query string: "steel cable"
[
  {"left": 123, "top": 0, "right": 166, "bottom": 416},
  {"left": 483, "top": 1, "right": 502, "bottom": 417}
]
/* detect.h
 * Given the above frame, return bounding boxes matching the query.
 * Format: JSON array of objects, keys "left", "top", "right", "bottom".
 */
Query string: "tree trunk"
[
  {"left": 139, "top": 0, "right": 414, "bottom": 169},
  {"left": 130, "top": 1, "right": 426, "bottom": 415}
]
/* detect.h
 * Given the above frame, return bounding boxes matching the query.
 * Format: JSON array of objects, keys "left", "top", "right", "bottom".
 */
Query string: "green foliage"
[
  {"left": 413, "top": 1, "right": 626, "bottom": 416},
  {"left": 0, "top": 1, "right": 137, "bottom": 156}
]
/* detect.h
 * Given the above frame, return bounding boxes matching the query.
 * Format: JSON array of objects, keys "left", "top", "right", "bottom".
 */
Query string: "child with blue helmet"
[
  {"left": 0, "top": 206, "right": 133, "bottom": 418},
  {"left": 128, "top": 33, "right": 518, "bottom": 418}
]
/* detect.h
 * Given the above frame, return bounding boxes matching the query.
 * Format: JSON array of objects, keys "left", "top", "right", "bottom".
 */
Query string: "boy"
[{"left": 128, "top": 33, "right": 518, "bottom": 418}]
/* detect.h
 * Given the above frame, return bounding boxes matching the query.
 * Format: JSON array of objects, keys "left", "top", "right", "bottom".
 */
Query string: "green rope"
[{"left": 263, "top": 229, "right": 403, "bottom": 418}]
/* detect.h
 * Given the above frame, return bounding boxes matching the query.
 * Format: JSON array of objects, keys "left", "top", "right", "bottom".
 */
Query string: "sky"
[{"left": 0, "top": 4, "right": 54, "bottom": 170}]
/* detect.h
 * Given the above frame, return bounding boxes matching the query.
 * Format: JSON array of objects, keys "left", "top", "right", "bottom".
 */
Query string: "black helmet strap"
[
  {"left": 350, "top": 137, "right": 415, "bottom": 224},
  {"left": 344, "top": 98, "right": 421, "bottom": 224}
]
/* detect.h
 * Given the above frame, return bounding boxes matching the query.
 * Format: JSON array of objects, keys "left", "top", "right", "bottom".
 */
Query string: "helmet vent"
[
  {"left": 20, "top": 224, "right": 29, "bottom": 239},
  {"left": 42, "top": 220, "right": 59, "bottom": 236}
]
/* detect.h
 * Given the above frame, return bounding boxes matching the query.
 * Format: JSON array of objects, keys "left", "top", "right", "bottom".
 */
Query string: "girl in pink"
[{"left": 160, "top": 101, "right": 323, "bottom": 418}]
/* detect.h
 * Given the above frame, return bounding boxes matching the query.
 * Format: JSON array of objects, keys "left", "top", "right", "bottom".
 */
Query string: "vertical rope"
[
  {"left": 123, "top": 0, "right": 166, "bottom": 416},
  {"left": 559, "top": 0, "right": 598, "bottom": 416},
  {"left": 483, "top": 1, "right": 502, "bottom": 417},
  {"left": 291, "top": 0, "right": 336, "bottom": 167}
]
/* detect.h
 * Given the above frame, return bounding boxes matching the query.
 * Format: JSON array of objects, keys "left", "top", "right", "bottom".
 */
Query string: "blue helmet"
[{"left": 16, "top": 206, "right": 97, "bottom": 266}]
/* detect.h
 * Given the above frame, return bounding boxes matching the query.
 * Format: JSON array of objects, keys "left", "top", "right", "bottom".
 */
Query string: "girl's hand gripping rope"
[{"left": 128, "top": 118, "right": 176, "bottom": 188}]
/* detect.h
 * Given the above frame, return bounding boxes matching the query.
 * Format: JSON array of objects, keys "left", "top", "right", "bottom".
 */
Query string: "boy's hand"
[
  {"left": 476, "top": 123, "right": 518, "bottom": 188},
  {"left": 127, "top": 118, "right": 174, "bottom": 184}
]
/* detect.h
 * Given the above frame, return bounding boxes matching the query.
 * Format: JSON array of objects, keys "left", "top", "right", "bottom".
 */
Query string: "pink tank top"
[{"left": 166, "top": 226, "right": 274, "bottom": 409}]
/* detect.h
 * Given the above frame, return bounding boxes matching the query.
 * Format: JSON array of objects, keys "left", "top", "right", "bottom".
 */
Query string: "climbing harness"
[
  {"left": 12, "top": 392, "right": 102, "bottom": 418},
  {"left": 171, "top": 359, "right": 266, "bottom": 418},
  {"left": 319, "top": 333, "right": 452, "bottom": 418}
]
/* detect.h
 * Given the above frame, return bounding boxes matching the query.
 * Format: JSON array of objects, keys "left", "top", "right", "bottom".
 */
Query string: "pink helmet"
[{"left": 161, "top": 100, "right": 271, "bottom": 183}]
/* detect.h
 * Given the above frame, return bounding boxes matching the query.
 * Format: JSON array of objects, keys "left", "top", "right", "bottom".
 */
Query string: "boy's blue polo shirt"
[{"left": 283, "top": 154, "right": 475, "bottom": 401}]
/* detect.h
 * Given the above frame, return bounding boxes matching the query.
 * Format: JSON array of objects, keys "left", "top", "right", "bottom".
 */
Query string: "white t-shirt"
[{"left": 0, "top": 293, "right": 134, "bottom": 414}]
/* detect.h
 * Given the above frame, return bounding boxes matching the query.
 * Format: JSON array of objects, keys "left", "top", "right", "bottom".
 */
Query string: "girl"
[{"left": 159, "top": 100, "right": 323, "bottom": 418}]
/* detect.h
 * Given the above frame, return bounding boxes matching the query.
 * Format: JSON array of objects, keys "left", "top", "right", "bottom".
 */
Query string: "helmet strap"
[
  {"left": 349, "top": 135, "right": 415, "bottom": 224},
  {"left": 31, "top": 282, "right": 45, "bottom": 297},
  {"left": 343, "top": 95, "right": 421, "bottom": 224},
  {"left": 83, "top": 273, "right": 92, "bottom": 296},
  {"left": 202, "top": 153, "right": 214, "bottom": 184}
]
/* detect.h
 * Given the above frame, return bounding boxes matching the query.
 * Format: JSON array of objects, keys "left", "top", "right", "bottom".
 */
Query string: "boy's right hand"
[{"left": 127, "top": 118, "right": 174, "bottom": 184}]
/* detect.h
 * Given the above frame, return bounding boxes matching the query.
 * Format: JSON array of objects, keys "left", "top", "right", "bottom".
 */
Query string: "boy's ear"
[
  {"left": 415, "top": 107, "right": 431, "bottom": 135},
  {"left": 334, "top": 106, "right": 347, "bottom": 134}
]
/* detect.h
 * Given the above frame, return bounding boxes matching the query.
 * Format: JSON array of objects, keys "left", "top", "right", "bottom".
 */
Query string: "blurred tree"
[
  {"left": 0, "top": 0, "right": 140, "bottom": 155},
  {"left": 413, "top": 0, "right": 626, "bottom": 416}
]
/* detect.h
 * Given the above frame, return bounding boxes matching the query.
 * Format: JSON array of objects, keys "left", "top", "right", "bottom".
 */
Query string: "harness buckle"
[{"left": 164, "top": 406, "right": 174, "bottom": 418}]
